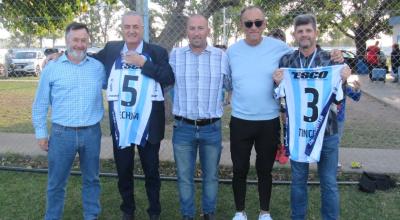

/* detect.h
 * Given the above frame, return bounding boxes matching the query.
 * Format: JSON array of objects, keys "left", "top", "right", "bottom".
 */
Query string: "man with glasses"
[
  {"left": 227, "top": 6, "right": 343, "bottom": 220},
  {"left": 227, "top": 6, "right": 291, "bottom": 220}
]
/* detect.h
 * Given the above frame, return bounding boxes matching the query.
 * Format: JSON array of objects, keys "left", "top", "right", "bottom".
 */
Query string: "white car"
[{"left": 10, "top": 50, "right": 45, "bottom": 77}]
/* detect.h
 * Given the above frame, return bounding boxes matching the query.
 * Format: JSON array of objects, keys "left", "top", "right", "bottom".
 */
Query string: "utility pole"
[
  {"left": 223, "top": 7, "right": 227, "bottom": 46},
  {"left": 136, "top": 0, "right": 149, "bottom": 42}
]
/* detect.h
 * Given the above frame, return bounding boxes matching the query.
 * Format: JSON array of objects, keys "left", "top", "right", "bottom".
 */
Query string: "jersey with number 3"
[{"left": 275, "top": 65, "right": 344, "bottom": 163}]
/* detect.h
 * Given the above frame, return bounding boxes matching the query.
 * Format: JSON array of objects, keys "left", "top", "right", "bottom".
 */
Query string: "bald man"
[{"left": 169, "top": 14, "right": 230, "bottom": 220}]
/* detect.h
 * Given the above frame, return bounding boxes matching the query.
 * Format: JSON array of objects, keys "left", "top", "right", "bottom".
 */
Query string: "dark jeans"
[
  {"left": 230, "top": 116, "right": 280, "bottom": 211},
  {"left": 112, "top": 141, "right": 161, "bottom": 217}
]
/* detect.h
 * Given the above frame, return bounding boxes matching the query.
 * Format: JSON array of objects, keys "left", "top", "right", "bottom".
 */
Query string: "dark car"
[
  {"left": 341, "top": 50, "right": 357, "bottom": 72},
  {"left": 44, "top": 48, "right": 59, "bottom": 56}
]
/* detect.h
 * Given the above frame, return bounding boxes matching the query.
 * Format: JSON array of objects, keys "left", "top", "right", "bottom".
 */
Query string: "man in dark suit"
[{"left": 94, "top": 11, "right": 174, "bottom": 220}]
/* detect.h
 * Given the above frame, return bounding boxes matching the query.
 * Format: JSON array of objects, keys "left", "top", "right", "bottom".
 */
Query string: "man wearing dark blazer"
[{"left": 94, "top": 11, "right": 174, "bottom": 220}]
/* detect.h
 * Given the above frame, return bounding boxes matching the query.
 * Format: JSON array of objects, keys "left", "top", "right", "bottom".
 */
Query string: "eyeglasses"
[{"left": 244, "top": 20, "right": 264, "bottom": 28}]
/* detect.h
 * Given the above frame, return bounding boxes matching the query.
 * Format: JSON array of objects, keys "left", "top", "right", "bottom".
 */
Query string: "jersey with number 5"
[
  {"left": 111, "top": 57, "right": 155, "bottom": 148},
  {"left": 275, "top": 65, "right": 344, "bottom": 163}
]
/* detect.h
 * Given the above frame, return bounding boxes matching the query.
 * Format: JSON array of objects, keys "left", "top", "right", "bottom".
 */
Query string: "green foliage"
[
  {"left": 256, "top": 0, "right": 400, "bottom": 55},
  {"left": 0, "top": 0, "right": 117, "bottom": 47},
  {"left": 212, "top": 3, "right": 244, "bottom": 45},
  {"left": 79, "top": 1, "right": 122, "bottom": 46}
]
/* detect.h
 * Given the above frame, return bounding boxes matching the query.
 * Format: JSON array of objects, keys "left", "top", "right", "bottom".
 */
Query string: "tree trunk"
[
  {"left": 154, "top": 0, "right": 240, "bottom": 51},
  {"left": 52, "top": 36, "right": 56, "bottom": 48},
  {"left": 155, "top": 14, "right": 187, "bottom": 51},
  {"left": 39, "top": 37, "right": 43, "bottom": 48},
  {"left": 354, "top": 28, "right": 368, "bottom": 59}
]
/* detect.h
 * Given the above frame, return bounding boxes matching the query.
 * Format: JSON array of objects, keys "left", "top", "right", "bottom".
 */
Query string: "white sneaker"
[
  {"left": 258, "top": 213, "right": 273, "bottom": 220},
  {"left": 232, "top": 212, "right": 247, "bottom": 220}
]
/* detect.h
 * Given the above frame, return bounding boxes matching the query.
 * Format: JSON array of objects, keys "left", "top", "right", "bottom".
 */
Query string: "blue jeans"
[
  {"left": 172, "top": 119, "right": 222, "bottom": 217},
  {"left": 337, "top": 121, "right": 345, "bottom": 142},
  {"left": 45, "top": 123, "right": 101, "bottom": 220},
  {"left": 290, "top": 135, "right": 339, "bottom": 220}
]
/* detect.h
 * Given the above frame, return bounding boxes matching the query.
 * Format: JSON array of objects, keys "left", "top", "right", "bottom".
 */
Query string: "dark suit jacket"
[{"left": 94, "top": 41, "right": 174, "bottom": 145}]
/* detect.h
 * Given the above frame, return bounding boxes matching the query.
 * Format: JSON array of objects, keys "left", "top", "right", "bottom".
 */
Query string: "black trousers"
[
  {"left": 112, "top": 141, "right": 161, "bottom": 217},
  {"left": 230, "top": 116, "right": 280, "bottom": 211}
]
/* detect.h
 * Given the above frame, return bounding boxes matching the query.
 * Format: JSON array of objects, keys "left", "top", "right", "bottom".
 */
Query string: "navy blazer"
[{"left": 94, "top": 41, "right": 174, "bottom": 145}]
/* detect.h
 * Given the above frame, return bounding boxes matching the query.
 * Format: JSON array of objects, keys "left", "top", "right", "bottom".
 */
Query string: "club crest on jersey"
[{"left": 291, "top": 70, "right": 328, "bottom": 79}]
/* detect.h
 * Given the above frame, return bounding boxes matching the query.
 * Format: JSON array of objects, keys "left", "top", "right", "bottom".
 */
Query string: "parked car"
[
  {"left": 9, "top": 50, "right": 45, "bottom": 77},
  {"left": 44, "top": 48, "right": 59, "bottom": 57},
  {"left": 341, "top": 50, "right": 357, "bottom": 72}
]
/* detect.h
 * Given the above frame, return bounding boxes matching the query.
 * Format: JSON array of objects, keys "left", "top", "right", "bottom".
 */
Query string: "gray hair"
[
  {"left": 121, "top": 11, "right": 143, "bottom": 25},
  {"left": 293, "top": 14, "right": 317, "bottom": 31}
]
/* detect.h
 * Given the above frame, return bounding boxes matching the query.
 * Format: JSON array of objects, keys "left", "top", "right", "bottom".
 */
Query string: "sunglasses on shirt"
[{"left": 244, "top": 20, "right": 264, "bottom": 28}]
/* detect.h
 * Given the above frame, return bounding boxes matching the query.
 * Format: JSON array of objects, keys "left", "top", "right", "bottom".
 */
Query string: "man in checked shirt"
[
  {"left": 169, "top": 14, "right": 230, "bottom": 220},
  {"left": 32, "top": 22, "right": 105, "bottom": 220}
]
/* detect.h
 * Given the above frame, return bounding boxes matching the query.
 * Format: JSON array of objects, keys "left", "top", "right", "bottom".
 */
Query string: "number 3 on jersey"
[
  {"left": 121, "top": 75, "right": 139, "bottom": 107},
  {"left": 304, "top": 87, "right": 319, "bottom": 122}
]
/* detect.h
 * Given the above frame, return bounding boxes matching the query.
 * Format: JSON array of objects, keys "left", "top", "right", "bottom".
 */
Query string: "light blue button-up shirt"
[{"left": 32, "top": 54, "right": 106, "bottom": 139}]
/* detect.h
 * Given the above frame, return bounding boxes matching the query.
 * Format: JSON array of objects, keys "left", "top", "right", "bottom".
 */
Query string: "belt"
[
  {"left": 174, "top": 116, "right": 220, "bottom": 126},
  {"left": 53, "top": 123, "right": 99, "bottom": 130}
]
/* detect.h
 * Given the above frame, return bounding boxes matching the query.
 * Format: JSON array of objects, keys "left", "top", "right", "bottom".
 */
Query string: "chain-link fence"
[{"left": 0, "top": 0, "right": 400, "bottom": 170}]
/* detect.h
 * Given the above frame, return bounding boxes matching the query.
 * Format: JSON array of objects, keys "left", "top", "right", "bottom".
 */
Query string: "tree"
[
  {"left": 0, "top": 0, "right": 116, "bottom": 47},
  {"left": 211, "top": 6, "right": 243, "bottom": 46},
  {"left": 79, "top": 1, "right": 121, "bottom": 46},
  {"left": 257, "top": 0, "right": 400, "bottom": 57},
  {"left": 150, "top": 0, "right": 242, "bottom": 51}
]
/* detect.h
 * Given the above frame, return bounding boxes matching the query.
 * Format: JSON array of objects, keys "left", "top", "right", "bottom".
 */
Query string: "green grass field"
[{"left": 0, "top": 170, "right": 399, "bottom": 220}]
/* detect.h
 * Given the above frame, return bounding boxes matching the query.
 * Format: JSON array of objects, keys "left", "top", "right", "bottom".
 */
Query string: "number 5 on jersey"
[{"left": 121, "top": 75, "right": 139, "bottom": 107}]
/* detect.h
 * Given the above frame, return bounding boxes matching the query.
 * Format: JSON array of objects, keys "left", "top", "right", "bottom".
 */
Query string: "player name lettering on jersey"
[
  {"left": 120, "top": 111, "right": 140, "bottom": 120},
  {"left": 298, "top": 128, "right": 316, "bottom": 138}
]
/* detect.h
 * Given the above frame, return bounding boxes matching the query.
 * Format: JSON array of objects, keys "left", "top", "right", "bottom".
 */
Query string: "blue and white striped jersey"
[
  {"left": 108, "top": 55, "right": 162, "bottom": 148},
  {"left": 275, "top": 65, "right": 344, "bottom": 163}
]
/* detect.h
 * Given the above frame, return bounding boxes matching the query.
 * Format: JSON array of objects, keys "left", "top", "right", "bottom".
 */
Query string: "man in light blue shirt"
[
  {"left": 32, "top": 22, "right": 105, "bottom": 220},
  {"left": 228, "top": 6, "right": 344, "bottom": 220},
  {"left": 227, "top": 6, "right": 291, "bottom": 220},
  {"left": 169, "top": 14, "right": 229, "bottom": 220}
]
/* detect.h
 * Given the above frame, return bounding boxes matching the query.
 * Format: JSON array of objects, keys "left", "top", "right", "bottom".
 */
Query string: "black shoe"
[
  {"left": 182, "top": 216, "right": 194, "bottom": 220},
  {"left": 150, "top": 215, "right": 160, "bottom": 220},
  {"left": 122, "top": 212, "right": 134, "bottom": 220},
  {"left": 203, "top": 213, "right": 216, "bottom": 220}
]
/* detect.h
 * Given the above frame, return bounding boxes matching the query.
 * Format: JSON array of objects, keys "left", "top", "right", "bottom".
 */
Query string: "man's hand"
[
  {"left": 42, "top": 52, "right": 63, "bottom": 68},
  {"left": 38, "top": 138, "right": 49, "bottom": 152},
  {"left": 273, "top": 69, "right": 284, "bottom": 85},
  {"left": 341, "top": 65, "right": 351, "bottom": 82},
  {"left": 352, "top": 80, "right": 361, "bottom": 91},
  {"left": 330, "top": 49, "right": 344, "bottom": 63},
  {"left": 123, "top": 51, "right": 146, "bottom": 67}
]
